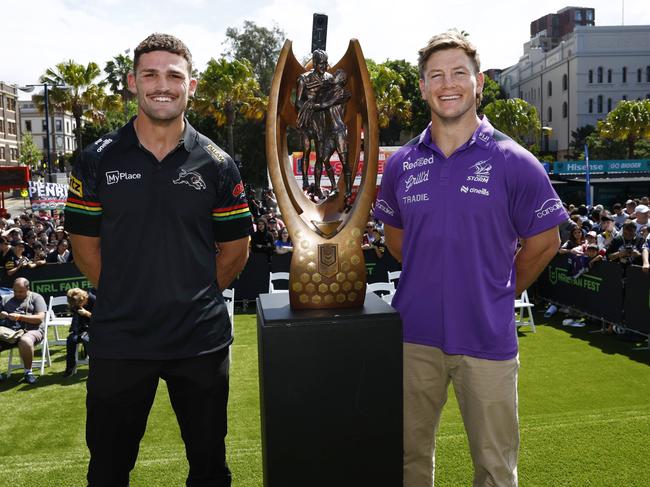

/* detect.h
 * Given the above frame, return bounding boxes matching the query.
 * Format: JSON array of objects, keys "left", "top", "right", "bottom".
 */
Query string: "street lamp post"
[{"left": 19, "top": 83, "right": 66, "bottom": 180}]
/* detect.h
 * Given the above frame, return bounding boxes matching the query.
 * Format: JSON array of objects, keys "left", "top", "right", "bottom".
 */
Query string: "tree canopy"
[
  {"left": 483, "top": 98, "right": 540, "bottom": 150},
  {"left": 596, "top": 99, "right": 650, "bottom": 158}
]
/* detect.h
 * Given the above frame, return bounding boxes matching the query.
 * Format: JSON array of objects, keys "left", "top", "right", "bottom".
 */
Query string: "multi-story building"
[
  {"left": 0, "top": 82, "right": 21, "bottom": 165},
  {"left": 19, "top": 99, "right": 77, "bottom": 163},
  {"left": 528, "top": 6, "right": 595, "bottom": 52},
  {"left": 499, "top": 17, "right": 650, "bottom": 159}
]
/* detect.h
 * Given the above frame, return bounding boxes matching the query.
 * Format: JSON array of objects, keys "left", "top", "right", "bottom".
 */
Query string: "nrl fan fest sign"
[{"left": 28, "top": 181, "right": 68, "bottom": 211}]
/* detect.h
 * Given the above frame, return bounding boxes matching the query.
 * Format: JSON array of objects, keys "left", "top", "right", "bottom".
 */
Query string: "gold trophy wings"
[{"left": 266, "top": 39, "right": 379, "bottom": 309}]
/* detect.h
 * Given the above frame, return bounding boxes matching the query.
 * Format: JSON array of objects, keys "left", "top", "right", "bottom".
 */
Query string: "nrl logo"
[{"left": 173, "top": 169, "right": 206, "bottom": 191}]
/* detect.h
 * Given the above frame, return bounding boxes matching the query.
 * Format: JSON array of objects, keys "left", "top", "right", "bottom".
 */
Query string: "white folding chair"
[
  {"left": 7, "top": 312, "right": 51, "bottom": 376},
  {"left": 269, "top": 272, "right": 290, "bottom": 293},
  {"left": 48, "top": 296, "right": 73, "bottom": 346},
  {"left": 366, "top": 282, "right": 396, "bottom": 305},
  {"left": 222, "top": 288, "right": 235, "bottom": 326},
  {"left": 515, "top": 289, "right": 536, "bottom": 332},
  {"left": 387, "top": 270, "right": 401, "bottom": 289}
]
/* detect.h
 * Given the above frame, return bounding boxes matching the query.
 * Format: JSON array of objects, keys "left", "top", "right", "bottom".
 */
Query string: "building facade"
[
  {"left": 19, "top": 99, "right": 77, "bottom": 162},
  {"left": 499, "top": 24, "right": 650, "bottom": 159},
  {"left": 0, "top": 82, "right": 20, "bottom": 165}
]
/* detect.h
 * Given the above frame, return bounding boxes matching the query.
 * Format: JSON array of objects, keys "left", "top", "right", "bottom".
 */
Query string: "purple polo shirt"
[{"left": 373, "top": 117, "right": 568, "bottom": 360}]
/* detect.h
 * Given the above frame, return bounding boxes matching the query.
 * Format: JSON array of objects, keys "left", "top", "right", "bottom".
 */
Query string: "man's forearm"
[
  {"left": 69, "top": 235, "right": 101, "bottom": 288},
  {"left": 515, "top": 229, "right": 561, "bottom": 295},
  {"left": 215, "top": 240, "right": 249, "bottom": 291}
]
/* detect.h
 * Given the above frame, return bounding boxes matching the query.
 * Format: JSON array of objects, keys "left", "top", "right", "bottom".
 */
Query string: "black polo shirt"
[{"left": 64, "top": 118, "right": 252, "bottom": 360}]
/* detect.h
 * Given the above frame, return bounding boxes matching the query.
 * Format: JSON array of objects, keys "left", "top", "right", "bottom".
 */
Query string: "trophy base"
[{"left": 256, "top": 292, "right": 403, "bottom": 487}]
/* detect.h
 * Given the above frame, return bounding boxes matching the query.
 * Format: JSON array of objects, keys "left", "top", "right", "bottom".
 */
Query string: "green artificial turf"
[{"left": 0, "top": 311, "right": 648, "bottom": 486}]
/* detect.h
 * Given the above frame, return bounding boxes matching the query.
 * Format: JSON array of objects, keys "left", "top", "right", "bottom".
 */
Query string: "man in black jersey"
[{"left": 65, "top": 33, "right": 251, "bottom": 487}]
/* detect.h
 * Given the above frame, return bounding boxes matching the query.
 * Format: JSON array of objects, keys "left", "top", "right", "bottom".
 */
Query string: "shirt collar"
[
  {"left": 417, "top": 115, "right": 495, "bottom": 154},
  {"left": 123, "top": 116, "right": 198, "bottom": 152}
]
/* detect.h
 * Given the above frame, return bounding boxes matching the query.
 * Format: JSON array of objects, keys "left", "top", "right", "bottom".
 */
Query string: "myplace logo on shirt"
[
  {"left": 535, "top": 198, "right": 563, "bottom": 219},
  {"left": 106, "top": 171, "right": 142, "bottom": 185}
]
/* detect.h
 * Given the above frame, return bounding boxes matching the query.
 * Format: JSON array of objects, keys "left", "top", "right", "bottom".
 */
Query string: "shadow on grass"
[{"left": 532, "top": 307, "right": 650, "bottom": 367}]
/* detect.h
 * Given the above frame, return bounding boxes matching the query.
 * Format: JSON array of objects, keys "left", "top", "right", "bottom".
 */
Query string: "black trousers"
[
  {"left": 65, "top": 332, "right": 89, "bottom": 371},
  {"left": 86, "top": 348, "right": 231, "bottom": 487}
]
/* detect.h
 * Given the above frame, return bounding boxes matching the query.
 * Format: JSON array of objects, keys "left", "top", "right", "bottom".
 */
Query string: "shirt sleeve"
[
  {"left": 372, "top": 152, "right": 403, "bottom": 229},
  {"left": 507, "top": 148, "right": 569, "bottom": 238},
  {"left": 64, "top": 150, "right": 102, "bottom": 237},
  {"left": 212, "top": 157, "right": 253, "bottom": 242},
  {"left": 31, "top": 294, "right": 47, "bottom": 314}
]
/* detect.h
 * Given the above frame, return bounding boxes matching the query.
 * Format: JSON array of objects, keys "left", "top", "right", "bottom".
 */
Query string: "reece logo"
[
  {"left": 535, "top": 198, "right": 563, "bottom": 219},
  {"left": 106, "top": 171, "right": 142, "bottom": 185}
]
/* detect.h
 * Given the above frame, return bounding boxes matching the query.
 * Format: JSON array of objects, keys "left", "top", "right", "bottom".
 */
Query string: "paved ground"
[{"left": 1, "top": 193, "right": 39, "bottom": 218}]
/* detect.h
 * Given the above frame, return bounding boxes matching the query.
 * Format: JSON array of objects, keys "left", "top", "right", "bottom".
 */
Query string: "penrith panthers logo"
[{"left": 173, "top": 169, "right": 206, "bottom": 191}]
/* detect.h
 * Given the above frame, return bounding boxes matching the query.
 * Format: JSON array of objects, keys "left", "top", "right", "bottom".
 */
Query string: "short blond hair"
[
  {"left": 418, "top": 30, "right": 481, "bottom": 79},
  {"left": 67, "top": 288, "right": 89, "bottom": 309}
]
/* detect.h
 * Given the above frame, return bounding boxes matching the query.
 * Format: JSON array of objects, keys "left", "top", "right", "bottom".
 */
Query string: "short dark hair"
[
  {"left": 622, "top": 220, "right": 636, "bottom": 231},
  {"left": 134, "top": 33, "right": 193, "bottom": 75},
  {"left": 613, "top": 203, "right": 622, "bottom": 210}
]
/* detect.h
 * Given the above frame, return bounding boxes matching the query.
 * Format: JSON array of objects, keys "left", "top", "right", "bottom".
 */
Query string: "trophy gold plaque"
[{"left": 266, "top": 39, "right": 379, "bottom": 309}]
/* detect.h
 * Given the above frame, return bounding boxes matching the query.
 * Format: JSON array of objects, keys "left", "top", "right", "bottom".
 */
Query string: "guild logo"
[
  {"left": 173, "top": 169, "right": 206, "bottom": 191},
  {"left": 405, "top": 170, "right": 429, "bottom": 193}
]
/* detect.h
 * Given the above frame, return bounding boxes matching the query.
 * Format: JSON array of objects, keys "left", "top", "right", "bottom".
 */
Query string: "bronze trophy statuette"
[{"left": 266, "top": 38, "right": 379, "bottom": 309}]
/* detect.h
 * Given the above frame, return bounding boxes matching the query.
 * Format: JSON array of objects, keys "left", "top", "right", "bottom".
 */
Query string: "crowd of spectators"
[
  {"left": 0, "top": 211, "right": 72, "bottom": 280},
  {"left": 557, "top": 198, "right": 650, "bottom": 275}
]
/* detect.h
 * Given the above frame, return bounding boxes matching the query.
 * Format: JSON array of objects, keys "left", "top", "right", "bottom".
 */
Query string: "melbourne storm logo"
[
  {"left": 467, "top": 159, "right": 492, "bottom": 183},
  {"left": 173, "top": 169, "right": 206, "bottom": 191}
]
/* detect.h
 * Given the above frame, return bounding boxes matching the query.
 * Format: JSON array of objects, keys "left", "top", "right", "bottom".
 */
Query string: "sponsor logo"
[
  {"left": 548, "top": 265, "right": 602, "bottom": 292},
  {"left": 376, "top": 198, "right": 395, "bottom": 216},
  {"left": 535, "top": 198, "right": 563, "bottom": 219},
  {"left": 95, "top": 138, "right": 113, "bottom": 153},
  {"left": 402, "top": 154, "right": 434, "bottom": 171},
  {"left": 204, "top": 144, "right": 226, "bottom": 163},
  {"left": 460, "top": 185, "right": 489, "bottom": 196},
  {"left": 173, "top": 169, "right": 206, "bottom": 191},
  {"left": 232, "top": 182, "right": 244, "bottom": 197},
  {"left": 478, "top": 132, "right": 490, "bottom": 143},
  {"left": 69, "top": 175, "right": 83, "bottom": 197},
  {"left": 402, "top": 193, "right": 429, "bottom": 204},
  {"left": 106, "top": 171, "right": 142, "bottom": 185},
  {"left": 467, "top": 158, "right": 492, "bottom": 183},
  {"left": 404, "top": 170, "right": 429, "bottom": 193}
]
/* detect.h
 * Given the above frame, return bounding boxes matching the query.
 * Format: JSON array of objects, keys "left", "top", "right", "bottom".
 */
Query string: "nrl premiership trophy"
[{"left": 266, "top": 37, "right": 379, "bottom": 310}]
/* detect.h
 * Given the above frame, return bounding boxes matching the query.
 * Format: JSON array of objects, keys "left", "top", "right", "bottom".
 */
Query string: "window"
[
  {"left": 647, "top": 94, "right": 650, "bottom": 99},
  {"left": 588, "top": 70, "right": 593, "bottom": 83},
  {"left": 597, "top": 95, "right": 603, "bottom": 113},
  {"left": 562, "top": 74, "right": 568, "bottom": 91},
  {"left": 562, "top": 102, "right": 568, "bottom": 118},
  {"left": 622, "top": 67, "right": 627, "bottom": 83},
  {"left": 55, "top": 119, "right": 62, "bottom": 131},
  {"left": 588, "top": 98, "right": 593, "bottom": 113},
  {"left": 0, "top": 120, "right": 3, "bottom": 132},
  {"left": 7, "top": 121, "right": 16, "bottom": 135},
  {"left": 0, "top": 97, "right": 3, "bottom": 110},
  {"left": 586, "top": 10, "right": 594, "bottom": 21},
  {"left": 548, "top": 106, "right": 552, "bottom": 122},
  {"left": 25, "top": 120, "right": 32, "bottom": 132},
  {"left": 575, "top": 10, "right": 582, "bottom": 21},
  {"left": 607, "top": 69, "right": 612, "bottom": 83},
  {"left": 0, "top": 147, "right": 4, "bottom": 160},
  {"left": 7, "top": 98, "right": 16, "bottom": 111},
  {"left": 607, "top": 98, "right": 612, "bottom": 112},
  {"left": 42, "top": 120, "right": 47, "bottom": 130},
  {"left": 547, "top": 80, "right": 552, "bottom": 96},
  {"left": 647, "top": 66, "right": 650, "bottom": 82},
  {"left": 597, "top": 67, "right": 603, "bottom": 83},
  {"left": 622, "top": 95, "right": 627, "bottom": 101},
  {"left": 10, "top": 148, "right": 18, "bottom": 161},
  {"left": 42, "top": 136, "right": 48, "bottom": 148},
  {"left": 65, "top": 121, "right": 70, "bottom": 133}
]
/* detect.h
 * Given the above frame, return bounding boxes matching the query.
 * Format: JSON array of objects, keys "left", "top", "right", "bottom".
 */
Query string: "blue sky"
[{"left": 3, "top": 0, "right": 648, "bottom": 97}]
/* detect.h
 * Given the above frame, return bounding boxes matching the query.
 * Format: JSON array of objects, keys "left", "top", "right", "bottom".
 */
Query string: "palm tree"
[
  {"left": 105, "top": 53, "right": 134, "bottom": 121},
  {"left": 367, "top": 60, "right": 412, "bottom": 129},
  {"left": 193, "top": 58, "right": 266, "bottom": 158},
  {"left": 36, "top": 60, "right": 118, "bottom": 152},
  {"left": 597, "top": 100, "right": 650, "bottom": 159}
]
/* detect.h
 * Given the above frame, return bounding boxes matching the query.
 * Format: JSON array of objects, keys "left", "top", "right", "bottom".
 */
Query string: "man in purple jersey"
[{"left": 373, "top": 30, "right": 568, "bottom": 487}]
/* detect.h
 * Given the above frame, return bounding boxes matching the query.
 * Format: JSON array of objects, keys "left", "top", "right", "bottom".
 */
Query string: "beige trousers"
[{"left": 403, "top": 343, "right": 520, "bottom": 487}]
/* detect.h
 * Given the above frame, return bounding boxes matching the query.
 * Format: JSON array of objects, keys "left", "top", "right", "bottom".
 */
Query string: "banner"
[
  {"left": 553, "top": 159, "right": 650, "bottom": 175},
  {"left": 28, "top": 180, "right": 69, "bottom": 211},
  {"left": 623, "top": 266, "right": 650, "bottom": 334},
  {"left": 535, "top": 255, "right": 624, "bottom": 323},
  {"left": 0, "top": 262, "right": 91, "bottom": 303}
]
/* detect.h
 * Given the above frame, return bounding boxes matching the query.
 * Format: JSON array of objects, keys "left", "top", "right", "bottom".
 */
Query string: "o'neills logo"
[
  {"left": 402, "top": 155, "right": 434, "bottom": 171},
  {"left": 95, "top": 138, "right": 113, "bottom": 153},
  {"left": 535, "top": 198, "right": 563, "bottom": 219}
]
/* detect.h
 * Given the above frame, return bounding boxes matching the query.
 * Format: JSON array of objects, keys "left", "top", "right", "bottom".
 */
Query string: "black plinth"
[{"left": 256, "top": 292, "right": 403, "bottom": 487}]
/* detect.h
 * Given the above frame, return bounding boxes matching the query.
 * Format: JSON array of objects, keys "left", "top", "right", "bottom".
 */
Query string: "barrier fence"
[
  {"left": 534, "top": 255, "right": 650, "bottom": 336},
  {"left": 0, "top": 248, "right": 402, "bottom": 305}
]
